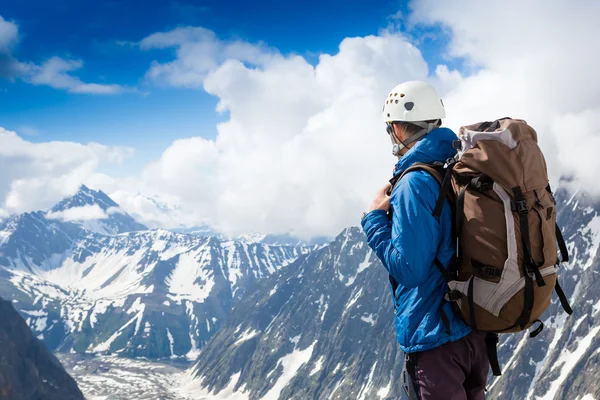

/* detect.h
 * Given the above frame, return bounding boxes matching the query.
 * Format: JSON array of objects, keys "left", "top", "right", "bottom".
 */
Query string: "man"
[{"left": 360, "top": 81, "right": 489, "bottom": 400}]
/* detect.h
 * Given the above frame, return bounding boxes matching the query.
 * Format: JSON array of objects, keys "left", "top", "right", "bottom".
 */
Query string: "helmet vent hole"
[
  {"left": 400, "top": 93, "right": 405, "bottom": 98},
  {"left": 404, "top": 102, "right": 414, "bottom": 111},
  {"left": 394, "top": 100, "right": 399, "bottom": 104},
  {"left": 441, "top": 99, "right": 444, "bottom": 106}
]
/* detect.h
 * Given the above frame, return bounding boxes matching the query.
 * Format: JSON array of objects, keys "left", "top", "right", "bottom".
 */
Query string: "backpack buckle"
[
  {"left": 482, "top": 266, "right": 502, "bottom": 278},
  {"left": 471, "top": 176, "right": 492, "bottom": 192},
  {"left": 516, "top": 199, "right": 528, "bottom": 214},
  {"left": 444, "top": 290, "right": 461, "bottom": 302}
]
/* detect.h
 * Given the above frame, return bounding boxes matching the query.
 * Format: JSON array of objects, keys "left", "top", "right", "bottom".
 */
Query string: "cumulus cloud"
[
  {"left": 0, "top": 128, "right": 133, "bottom": 215},
  {"left": 127, "top": 2, "right": 600, "bottom": 238},
  {"left": 46, "top": 204, "right": 108, "bottom": 222},
  {"left": 7, "top": 2, "right": 600, "bottom": 239},
  {"left": 409, "top": 0, "right": 600, "bottom": 191},
  {"left": 132, "top": 28, "right": 433, "bottom": 237}
]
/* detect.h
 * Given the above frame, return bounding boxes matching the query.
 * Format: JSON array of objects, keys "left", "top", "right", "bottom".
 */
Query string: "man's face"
[{"left": 387, "top": 122, "right": 413, "bottom": 156}]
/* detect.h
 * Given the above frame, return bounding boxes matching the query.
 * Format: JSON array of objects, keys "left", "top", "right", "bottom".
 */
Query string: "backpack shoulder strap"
[{"left": 389, "top": 162, "right": 455, "bottom": 217}]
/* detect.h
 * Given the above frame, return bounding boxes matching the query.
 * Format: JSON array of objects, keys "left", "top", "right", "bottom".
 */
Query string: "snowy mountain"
[
  {"left": 47, "top": 185, "right": 148, "bottom": 235},
  {"left": 0, "top": 189, "right": 307, "bottom": 360},
  {"left": 182, "top": 186, "right": 600, "bottom": 400},
  {"left": 182, "top": 227, "right": 401, "bottom": 400}
]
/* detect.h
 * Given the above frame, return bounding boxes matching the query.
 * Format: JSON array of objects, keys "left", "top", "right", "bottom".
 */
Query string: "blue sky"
[{"left": 0, "top": 0, "right": 453, "bottom": 175}]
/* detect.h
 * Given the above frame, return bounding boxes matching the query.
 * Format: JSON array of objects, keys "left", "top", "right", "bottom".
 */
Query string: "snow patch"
[
  {"left": 377, "top": 373, "right": 392, "bottom": 399},
  {"left": 360, "top": 314, "right": 376, "bottom": 326},
  {"left": 540, "top": 326, "right": 600, "bottom": 400},
  {"left": 310, "top": 356, "right": 324, "bottom": 377},
  {"left": 343, "top": 288, "right": 363, "bottom": 316},
  {"left": 167, "top": 328, "right": 175, "bottom": 358},
  {"left": 234, "top": 329, "right": 260, "bottom": 345},
  {"left": 580, "top": 215, "right": 600, "bottom": 270},
  {"left": 34, "top": 317, "right": 48, "bottom": 332},
  {"left": 179, "top": 371, "right": 249, "bottom": 400},
  {"left": 166, "top": 250, "right": 215, "bottom": 303},
  {"left": 357, "top": 361, "right": 378, "bottom": 400},
  {"left": 261, "top": 341, "right": 316, "bottom": 400},
  {"left": 357, "top": 250, "right": 372, "bottom": 274}
]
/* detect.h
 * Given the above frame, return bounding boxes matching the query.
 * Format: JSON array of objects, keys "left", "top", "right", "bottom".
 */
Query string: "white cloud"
[
  {"left": 139, "top": 26, "right": 276, "bottom": 87},
  {"left": 408, "top": 0, "right": 600, "bottom": 192},
  {"left": 0, "top": 15, "right": 27, "bottom": 79},
  {"left": 46, "top": 204, "right": 108, "bottom": 222},
  {"left": 0, "top": 128, "right": 133, "bottom": 215},
  {"left": 134, "top": 28, "right": 431, "bottom": 237},
  {"left": 0, "top": 14, "right": 124, "bottom": 93},
  {"left": 24, "top": 57, "right": 124, "bottom": 94},
  {"left": 0, "top": 15, "right": 18, "bottom": 54},
  {"left": 7, "top": 2, "right": 600, "bottom": 239},
  {"left": 128, "top": 5, "right": 600, "bottom": 237}
]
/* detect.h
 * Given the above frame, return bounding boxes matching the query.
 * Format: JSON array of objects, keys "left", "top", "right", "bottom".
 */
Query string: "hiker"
[{"left": 360, "top": 81, "right": 489, "bottom": 400}]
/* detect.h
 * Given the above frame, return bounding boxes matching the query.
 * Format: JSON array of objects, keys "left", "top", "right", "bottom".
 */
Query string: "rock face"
[
  {"left": 183, "top": 227, "right": 403, "bottom": 400},
  {"left": 0, "top": 297, "right": 84, "bottom": 400}
]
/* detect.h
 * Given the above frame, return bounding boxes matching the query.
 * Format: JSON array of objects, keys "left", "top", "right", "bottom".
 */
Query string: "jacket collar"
[{"left": 393, "top": 127, "right": 459, "bottom": 177}]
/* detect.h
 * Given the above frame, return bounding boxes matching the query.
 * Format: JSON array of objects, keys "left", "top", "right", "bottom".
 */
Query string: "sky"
[{"left": 1, "top": 0, "right": 600, "bottom": 238}]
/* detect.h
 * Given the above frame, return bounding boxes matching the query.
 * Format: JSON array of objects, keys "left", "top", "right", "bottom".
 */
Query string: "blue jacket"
[{"left": 361, "top": 127, "right": 470, "bottom": 354}]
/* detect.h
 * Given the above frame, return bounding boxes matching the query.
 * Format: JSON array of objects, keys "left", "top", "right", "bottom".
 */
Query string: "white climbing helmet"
[{"left": 382, "top": 81, "right": 446, "bottom": 123}]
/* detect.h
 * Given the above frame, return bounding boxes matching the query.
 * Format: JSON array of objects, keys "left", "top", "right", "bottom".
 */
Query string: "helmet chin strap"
[{"left": 390, "top": 120, "right": 440, "bottom": 159}]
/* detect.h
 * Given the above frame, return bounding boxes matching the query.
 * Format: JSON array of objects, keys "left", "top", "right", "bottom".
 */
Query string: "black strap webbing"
[
  {"left": 485, "top": 333, "right": 502, "bottom": 376},
  {"left": 555, "top": 223, "right": 569, "bottom": 263},
  {"left": 439, "top": 307, "right": 451, "bottom": 335},
  {"left": 512, "top": 187, "right": 546, "bottom": 287},
  {"left": 555, "top": 280, "right": 573, "bottom": 315},
  {"left": 434, "top": 258, "right": 454, "bottom": 336},
  {"left": 456, "top": 187, "right": 467, "bottom": 238},
  {"left": 433, "top": 167, "right": 454, "bottom": 217},
  {"left": 517, "top": 274, "right": 534, "bottom": 330},
  {"left": 529, "top": 319, "right": 544, "bottom": 338},
  {"left": 389, "top": 274, "right": 399, "bottom": 309},
  {"left": 434, "top": 258, "right": 453, "bottom": 283},
  {"left": 467, "top": 276, "right": 478, "bottom": 332}
]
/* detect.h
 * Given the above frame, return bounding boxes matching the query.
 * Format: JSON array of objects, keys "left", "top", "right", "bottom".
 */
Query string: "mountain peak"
[
  {"left": 51, "top": 185, "right": 118, "bottom": 214},
  {"left": 47, "top": 186, "right": 148, "bottom": 235}
]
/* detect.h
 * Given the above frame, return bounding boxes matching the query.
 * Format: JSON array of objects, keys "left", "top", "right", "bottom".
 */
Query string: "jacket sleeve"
[{"left": 361, "top": 172, "right": 441, "bottom": 289}]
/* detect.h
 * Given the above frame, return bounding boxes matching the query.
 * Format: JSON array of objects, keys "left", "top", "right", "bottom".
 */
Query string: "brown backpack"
[{"left": 395, "top": 118, "right": 572, "bottom": 376}]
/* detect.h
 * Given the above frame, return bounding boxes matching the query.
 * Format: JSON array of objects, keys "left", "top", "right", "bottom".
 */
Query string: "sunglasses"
[{"left": 386, "top": 122, "right": 394, "bottom": 136}]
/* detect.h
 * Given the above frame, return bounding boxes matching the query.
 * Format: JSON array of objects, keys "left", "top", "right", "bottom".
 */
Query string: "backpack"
[{"left": 390, "top": 118, "right": 573, "bottom": 376}]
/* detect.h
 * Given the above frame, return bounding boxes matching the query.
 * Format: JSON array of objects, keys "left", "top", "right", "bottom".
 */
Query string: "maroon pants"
[{"left": 402, "top": 331, "right": 489, "bottom": 400}]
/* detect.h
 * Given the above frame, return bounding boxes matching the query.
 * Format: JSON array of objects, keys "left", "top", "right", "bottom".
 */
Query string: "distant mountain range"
[
  {"left": 0, "top": 186, "right": 308, "bottom": 359},
  {"left": 1, "top": 184, "right": 599, "bottom": 400}
]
